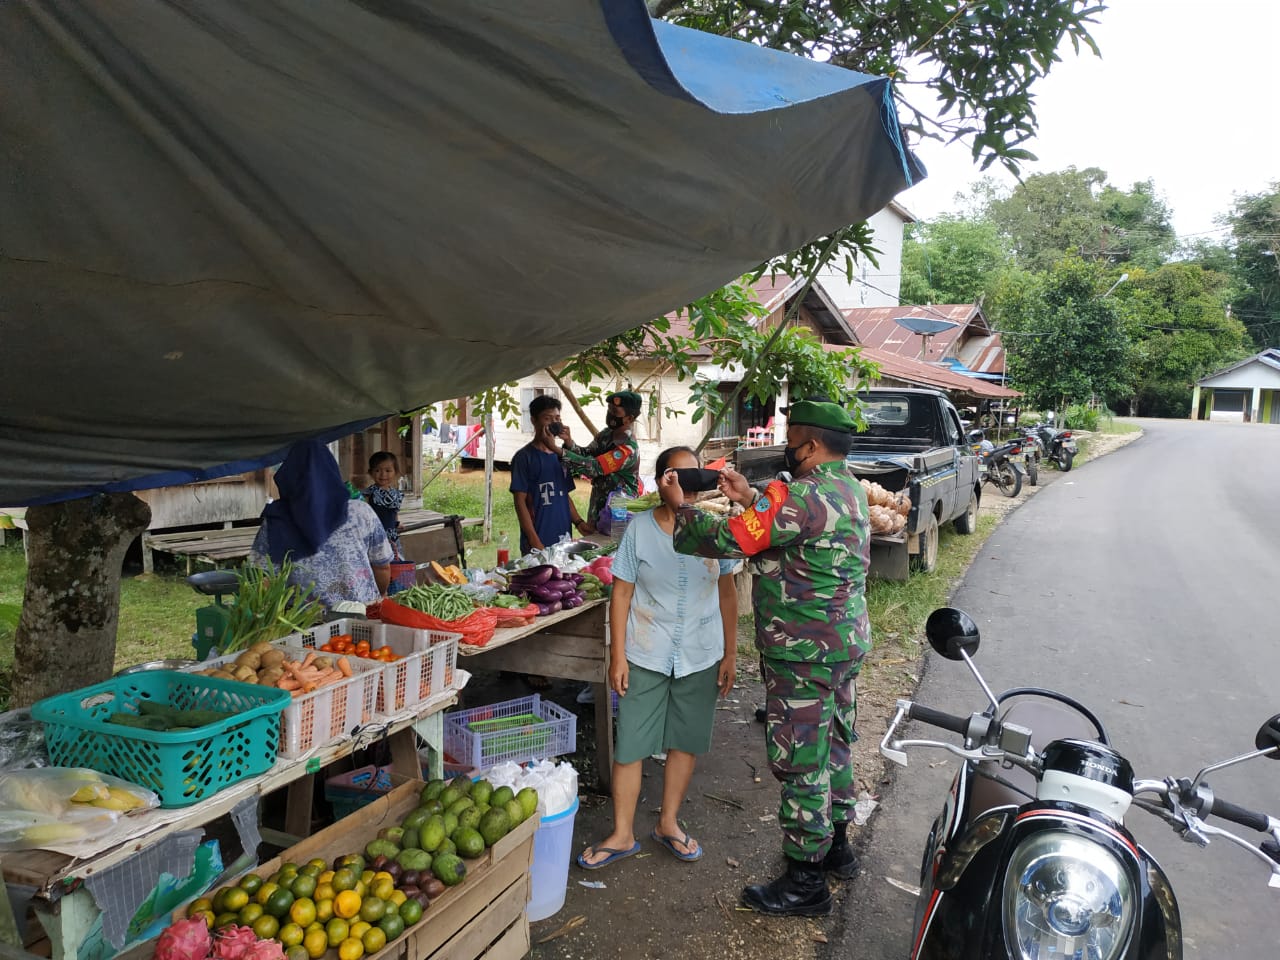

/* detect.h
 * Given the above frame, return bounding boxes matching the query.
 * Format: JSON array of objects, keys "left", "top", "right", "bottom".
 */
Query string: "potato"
[
  {"left": 313, "top": 656, "right": 333, "bottom": 670},
  {"left": 235, "top": 651, "right": 262, "bottom": 671},
  {"left": 210, "top": 668, "right": 236, "bottom": 681},
  {"left": 258, "top": 667, "right": 285, "bottom": 685},
  {"left": 250, "top": 641, "right": 275, "bottom": 655},
  {"left": 259, "top": 648, "right": 286, "bottom": 668},
  {"left": 232, "top": 664, "right": 257, "bottom": 682}
]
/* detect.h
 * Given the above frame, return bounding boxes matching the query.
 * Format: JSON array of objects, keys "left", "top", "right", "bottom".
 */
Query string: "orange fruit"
[
  {"left": 358, "top": 898, "right": 385, "bottom": 923},
  {"left": 333, "top": 890, "right": 362, "bottom": 920},
  {"left": 237, "top": 903, "right": 264, "bottom": 926},
  {"left": 251, "top": 915, "right": 279, "bottom": 941},
  {"left": 325, "top": 918, "right": 349, "bottom": 948},
  {"left": 314, "top": 898, "right": 334, "bottom": 923},
  {"left": 278, "top": 923, "right": 305, "bottom": 949},
  {"left": 188, "top": 897, "right": 214, "bottom": 917},
  {"left": 255, "top": 882, "right": 280, "bottom": 907},
  {"left": 290, "top": 898, "right": 317, "bottom": 928},
  {"left": 314, "top": 882, "right": 336, "bottom": 903},
  {"left": 190, "top": 910, "right": 216, "bottom": 930},
  {"left": 387, "top": 890, "right": 406, "bottom": 907},
  {"left": 349, "top": 922, "right": 371, "bottom": 941},
  {"left": 223, "top": 888, "right": 250, "bottom": 912},
  {"left": 361, "top": 928, "right": 387, "bottom": 954},
  {"left": 337, "top": 938, "right": 364, "bottom": 960},
  {"left": 331, "top": 869, "right": 357, "bottom": 894},
  {"left": 303, "top": 929, "right": 329, "bottom": 960},
  {"left": 371, "top": 879, "right": 395, "bottom": 902}
]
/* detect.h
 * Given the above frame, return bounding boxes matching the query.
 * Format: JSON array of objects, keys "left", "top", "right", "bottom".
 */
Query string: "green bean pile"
[
  {"left": 395, "top": 583, "right": 477, "bottom": 621},
  {"left": 490, "top": 594, "right": 525, "bottom": 609}
]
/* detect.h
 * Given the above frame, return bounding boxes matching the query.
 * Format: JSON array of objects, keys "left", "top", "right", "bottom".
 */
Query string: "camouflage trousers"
[{"left": 762, "top": 656, "right": 859, "bottom": 861}]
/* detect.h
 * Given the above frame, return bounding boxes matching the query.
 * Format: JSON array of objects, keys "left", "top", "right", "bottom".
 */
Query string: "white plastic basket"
[
  {"left": 180, "top": 644, "right": 382, "bottom": 758},
  {"left": 283, "top": 619, "right": 461, "bottom": 715}
]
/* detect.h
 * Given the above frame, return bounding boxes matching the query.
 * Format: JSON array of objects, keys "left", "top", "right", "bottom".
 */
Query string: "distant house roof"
[
  {"left": 844, "top": 303, "right": 987, "bottom": 361},
  {"left": 1196, "top": 348, "right": 1280, "bottom": 385},
  {"left": 662, "top": 274, "right": 858, "bottom": 358},
  {"left": 825, "top": 343, "right": 1020, "bottom": 400},
  {"left": 886, "top": 200, "right": 917, "bottom": 224}
]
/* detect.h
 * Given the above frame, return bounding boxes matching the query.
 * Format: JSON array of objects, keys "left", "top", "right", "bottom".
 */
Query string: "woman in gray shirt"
[{"left": 577, "top": 447, "right": 738, "bottom": 869}]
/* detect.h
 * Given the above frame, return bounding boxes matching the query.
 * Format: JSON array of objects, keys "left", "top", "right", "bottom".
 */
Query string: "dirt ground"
[{"left": 476, "top": 427, "right": 1145, "bottom": 959}]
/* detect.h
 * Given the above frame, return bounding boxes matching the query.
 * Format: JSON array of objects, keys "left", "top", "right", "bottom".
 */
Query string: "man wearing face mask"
[
  {"left": 558, "top": 390, "right": 642, "bottom": 530},
  {"left": 657, "top": 400, "right": 870, "bottom": 917}
]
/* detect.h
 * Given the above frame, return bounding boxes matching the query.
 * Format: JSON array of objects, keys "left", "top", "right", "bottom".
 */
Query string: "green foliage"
[
  {"left": 1222, "top": 182, "right": 1280, "bottom": 347},
  {"left": 980, "top": 167, "right": 1175, "bottom": 272},
  {"left": 1000, "top": 259, "right": 1131, "bottom": 409},
  {"left": 656, "top": 0, "right": 1104, "bottom": 175},
  {"left": 1063, "top": 404, "right": 1100, "bottom": 432},
  {"left": 901, "top": 217, "right": 1010, "bottom": 305}
]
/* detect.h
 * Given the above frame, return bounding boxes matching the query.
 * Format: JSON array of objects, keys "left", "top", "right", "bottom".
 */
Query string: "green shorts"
[{"left": 614, "top": 662, "right": 719, "bottom": 764}]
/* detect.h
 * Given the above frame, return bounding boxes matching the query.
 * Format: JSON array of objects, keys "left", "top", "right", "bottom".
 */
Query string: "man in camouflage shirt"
[
  {"left": 657, "top": 400, "right": 870, "bottom": 917},
  {"left": 558, "top": 390, "right": 642, "bottom": 527}
]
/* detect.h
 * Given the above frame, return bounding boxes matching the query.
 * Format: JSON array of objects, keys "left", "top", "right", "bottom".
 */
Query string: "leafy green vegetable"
[{"left": 221, "top": 560, "right": 323, "bottom": 652}]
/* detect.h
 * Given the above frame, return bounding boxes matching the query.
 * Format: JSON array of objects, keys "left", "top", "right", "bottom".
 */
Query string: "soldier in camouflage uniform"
[
  {"left": 658, "top": 400, "right": 870, "bottom": 917},
  {"left": 559, "top": 390, "right": 642, "bottom": 527}
]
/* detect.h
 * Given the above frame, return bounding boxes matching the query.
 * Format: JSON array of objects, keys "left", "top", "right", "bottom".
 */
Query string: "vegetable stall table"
[
  {"left": 454, "top": 600, "right": 614, "bottom": 789},
  {"left": 1, "top": 689, "right": 458, "bottom": 960}
]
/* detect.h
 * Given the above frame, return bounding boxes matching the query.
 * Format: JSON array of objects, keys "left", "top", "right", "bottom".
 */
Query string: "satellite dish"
[{"left": 894, "top": 316, "right": 959, "bottom": 335}]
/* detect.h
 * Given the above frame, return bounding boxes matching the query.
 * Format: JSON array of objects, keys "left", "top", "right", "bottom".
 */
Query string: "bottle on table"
[{"left": 496, "top": 530, "right": 510, "bottom": 567}]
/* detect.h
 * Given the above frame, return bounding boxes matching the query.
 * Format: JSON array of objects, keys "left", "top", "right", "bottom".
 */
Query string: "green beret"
[
  {"left": 784, "top": 399, "right": 854, "bottom": 434},
  {"left": 608, "top": 390, "right": 643, "bottom": 416}
]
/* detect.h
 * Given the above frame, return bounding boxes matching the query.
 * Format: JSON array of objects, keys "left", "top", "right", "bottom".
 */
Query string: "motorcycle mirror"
[
  {"left": 925, "top": 607, "right": 981, "bottom": 661},
  {"left": 1255, "top": 714, "right": 1280, "bottom": 757}
]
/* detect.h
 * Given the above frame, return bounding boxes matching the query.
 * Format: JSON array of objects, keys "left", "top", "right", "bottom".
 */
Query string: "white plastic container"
[{"left": 526, "top": 796, "right": 580, "bottom": 922}]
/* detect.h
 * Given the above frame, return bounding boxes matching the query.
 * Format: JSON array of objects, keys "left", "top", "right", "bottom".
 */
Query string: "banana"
[
  {"left": 105, "top": 786, "right": 147, "bottom": 810},
  {"left": 22, "top": 822, "right": 88, "bottom": 844},
  {"left": 70, "top": 784, "right": 111, "bottom": 803}
]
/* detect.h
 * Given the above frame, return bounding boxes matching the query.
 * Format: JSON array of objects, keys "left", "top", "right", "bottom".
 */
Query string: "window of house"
[{"left": 519, "top": 387, "right": 557, "bottom": 433}]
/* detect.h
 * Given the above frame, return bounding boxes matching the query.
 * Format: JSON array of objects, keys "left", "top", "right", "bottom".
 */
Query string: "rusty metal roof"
[{"left": 826, "top": 343, "right": 1020, "bottom": 399}]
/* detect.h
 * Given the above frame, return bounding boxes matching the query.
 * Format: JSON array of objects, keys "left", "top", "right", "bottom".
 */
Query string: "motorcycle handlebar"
[
  {"left": 1210, "top": 796, "right": 1272, "bottom": 834},
  {"left": 907, "top": 703, "right": 970, "bottom": 736}
]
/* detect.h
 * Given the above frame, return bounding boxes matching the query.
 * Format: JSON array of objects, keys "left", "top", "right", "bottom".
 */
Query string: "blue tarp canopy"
[{"left": 0, "top": 0, "right": 923, "bottom": 505}]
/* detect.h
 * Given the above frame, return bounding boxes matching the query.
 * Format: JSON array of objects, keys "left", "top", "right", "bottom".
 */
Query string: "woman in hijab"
[{"left": 248, "top": 439, "right": 393, "bottom": 610}]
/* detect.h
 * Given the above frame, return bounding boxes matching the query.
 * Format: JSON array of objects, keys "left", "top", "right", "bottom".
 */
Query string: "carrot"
[
  {"left": 337, "top": 657, "right": 353, "bottom": 678},
  {"left": 301, "top": 650, "right": 317, "bottom": 670},
  {"left": 314, "top": 669, "right": 344, "bottom": 687},
  {"left": 278, "top": 677, "right": 300, "bottom": 691}
]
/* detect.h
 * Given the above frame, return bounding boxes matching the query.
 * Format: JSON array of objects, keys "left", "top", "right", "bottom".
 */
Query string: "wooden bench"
[{"left": 140, "top": 508, "right": 482, "bottom": 573}]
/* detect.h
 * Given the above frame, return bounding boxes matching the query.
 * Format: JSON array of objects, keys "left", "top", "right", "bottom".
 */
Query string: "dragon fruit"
[
  {"left": 246, "top": 939, "right": 285, "bottom": 960},
  {"left": 155, "top": 917, "right": 211, "bottom": 960},
  {"left": 211, "top": 925, "right": 260, "bottom": 960}
]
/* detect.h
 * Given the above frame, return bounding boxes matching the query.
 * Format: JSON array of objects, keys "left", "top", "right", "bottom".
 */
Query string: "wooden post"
[{"left": 483, "top": 411, "right": 495, "bottom": 543}]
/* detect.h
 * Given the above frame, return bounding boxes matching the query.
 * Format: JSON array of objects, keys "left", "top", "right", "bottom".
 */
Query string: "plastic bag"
[
  {"left": 485, "top": 758, "right": 578, "bottom": 818},
  {"left": 0, "top": 708, "right": 48, "bottom": 768},
  {"left": 0, "top": 767, "right": 160, "bottom": 851}
]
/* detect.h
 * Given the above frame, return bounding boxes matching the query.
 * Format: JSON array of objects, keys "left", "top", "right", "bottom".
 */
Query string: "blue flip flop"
[
  {"left": 651, "top": 828, "right": 703, "bottom": 862},
  {"left": 576, "top": 840, "right": 641, "bottom": 871}
]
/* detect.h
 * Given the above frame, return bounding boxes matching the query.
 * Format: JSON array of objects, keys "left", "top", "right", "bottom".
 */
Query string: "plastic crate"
[
  {"left": 31, "top": 671, "right": 289, "bottom": 808},
  {"left": 324, "top": 764, "right": 393, "bottom": 820},
  {"left": 183, "top": 645, "right": 383, "bottom": 759},
  {"left": 443, "top": 694, "right": 576, "bottom": 769},
  {"left": 285, "top": 619, "right": 460, "bottom": 715}
]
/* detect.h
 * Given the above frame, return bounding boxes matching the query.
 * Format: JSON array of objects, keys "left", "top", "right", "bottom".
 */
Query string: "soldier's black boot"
[
  {"left": 741, "top": 858, "right": 832, "bottom": 916},
  {"left": 822, "top": 822, "right": 858, "bottom": 880}
]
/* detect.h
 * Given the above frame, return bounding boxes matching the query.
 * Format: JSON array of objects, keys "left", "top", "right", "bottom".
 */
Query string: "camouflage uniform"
[
  {"left": 673, "top": 460, "right": 870, "bottom": 861},
  {"left": 562, "top": 428, "right": 640, "bottom": 524}
]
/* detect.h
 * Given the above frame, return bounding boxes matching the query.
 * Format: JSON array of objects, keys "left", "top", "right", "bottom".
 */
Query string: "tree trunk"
[
  {"left": 544, "top": 366, "right": 600, "bottom": 436},
  {"left": 11, "top": 492, "right": 151, "bottom": 707}
]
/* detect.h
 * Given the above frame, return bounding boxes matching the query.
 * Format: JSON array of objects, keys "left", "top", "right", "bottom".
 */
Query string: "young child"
[{"left": 364, "top": 452, "right": 404, "bottom": 558}]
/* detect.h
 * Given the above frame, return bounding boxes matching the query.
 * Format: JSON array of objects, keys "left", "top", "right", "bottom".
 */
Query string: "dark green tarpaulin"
[{"left": 0, "top": 0, "right": 922, "bottom": 505}]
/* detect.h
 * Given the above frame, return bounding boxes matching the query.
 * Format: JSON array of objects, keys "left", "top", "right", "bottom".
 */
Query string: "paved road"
[{"left": 833, "top": 419, "right": 1280, "bottom": 958}]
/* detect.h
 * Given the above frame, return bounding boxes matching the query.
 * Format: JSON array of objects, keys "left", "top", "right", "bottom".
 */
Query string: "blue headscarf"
[{"left": 261, "top": 439, "right": 350, "bottom": 565}]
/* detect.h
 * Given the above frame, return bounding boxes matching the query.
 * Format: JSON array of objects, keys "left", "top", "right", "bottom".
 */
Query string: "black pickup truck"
[{"left": 735, "top": 387, "right": 982, "bottom": 580}]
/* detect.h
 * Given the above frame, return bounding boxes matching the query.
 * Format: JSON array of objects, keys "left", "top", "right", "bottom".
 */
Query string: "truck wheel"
[
  {"left": 954, "top": 491, "right": 978, "bottom": 534},
  {"left": 911, "top": 515, "right": 939, "bottom": 573}
]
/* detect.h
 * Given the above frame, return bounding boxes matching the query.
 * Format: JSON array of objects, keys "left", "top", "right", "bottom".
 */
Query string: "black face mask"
[
  {"left": 605, "top": 414, "right": 624, "bottom": 429},
  {"left": 672, "top": 468, "right": 720, "bottom": 493},
  {"left": 783, "top": 443, "right": 807, "bottom": 473}
]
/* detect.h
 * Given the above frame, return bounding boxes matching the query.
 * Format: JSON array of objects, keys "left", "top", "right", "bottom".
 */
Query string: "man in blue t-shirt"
[{"left": 510, "top": 396, "right": 591, "bottom": 556}]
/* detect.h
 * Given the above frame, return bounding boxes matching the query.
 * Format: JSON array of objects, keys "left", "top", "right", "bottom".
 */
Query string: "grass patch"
[
  {"left": 421, "top": 466, "right": 590, "bottom": 569},
  {"left": 1099, "top": 417, "right": 1142, "bottom": 435}
]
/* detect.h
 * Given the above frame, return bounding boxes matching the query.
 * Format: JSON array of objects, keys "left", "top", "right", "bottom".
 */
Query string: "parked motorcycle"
[
  {"left": 967, "top": 430, "right": 1023, "bottom": 498},
  {"left": 1032, "top": 422, "right": 1077, "bottom": 471},
  {"left": 880, "top": 607, "right": 1280, "bottom": 959},
  {"left": 1017, "top": 430, "right": 1041, "bottom": 487}
]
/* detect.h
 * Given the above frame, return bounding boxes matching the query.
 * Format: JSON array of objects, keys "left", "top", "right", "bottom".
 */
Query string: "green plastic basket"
[{"left": 31, "top": 671, "right": 289, "bottom": 808}]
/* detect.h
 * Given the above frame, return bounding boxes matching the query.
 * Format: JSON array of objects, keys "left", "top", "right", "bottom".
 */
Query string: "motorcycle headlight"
[{"left": 1003, "top": 832, "right": 1135, "bottom": 960}]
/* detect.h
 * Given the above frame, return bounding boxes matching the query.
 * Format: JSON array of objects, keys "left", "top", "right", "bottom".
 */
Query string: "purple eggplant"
[
  {"left": 542, "top": 578, "right": 574, "bottom": 593},
  {"left": 548, "top": 600, "right": 563, "bottom": 614},
  {"left": 565, "top": 573, "right": 585, "bottom": 585},
  {"left": 509, "top": 565, "right": 557, "bottom": 586},
  {"left": 535, "top": 602, "right": 554, "bottom": 616},
  {"left": 525, "top": 584, "right": 559, "bottom": 604},
  {"left": 563, "top": 594, "right": 584, "bottom": 609}
]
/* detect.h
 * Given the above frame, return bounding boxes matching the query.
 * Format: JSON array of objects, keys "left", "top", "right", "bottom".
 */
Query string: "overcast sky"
[{"left": 897, "top": 0, "right": 1280, "bottom": 240}]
